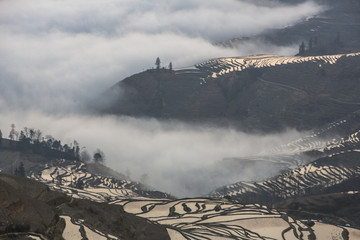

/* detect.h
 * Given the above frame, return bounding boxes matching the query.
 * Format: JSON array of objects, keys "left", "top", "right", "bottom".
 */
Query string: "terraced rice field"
[
  {"left": 195, "top": 52, "right": 360, "bottom": 78},
  {"left": 61, "top": 216, "right": 118, "bottom": 240},
  {"left": 29, "top": 113, "right": 360, "bottom": 240},
  {"left": 268, "top": 116, "right": 360, "bottom": 161},
  {"left": 31, "top": 161, "right": 170, "bottom": 202},
  {"left": 209, "top": 117, "right": 360, "bottom": 201},
  {"left": 211, "top": 163, "right": 360, "bottom": 200},
  {"left": 31, "top": 160, "right": 360, "bottom": 240}
]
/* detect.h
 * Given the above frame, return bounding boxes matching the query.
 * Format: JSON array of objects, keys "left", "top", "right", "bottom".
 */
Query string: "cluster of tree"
[
  {"left": 0, "top": 124, "right": 106, "bottom": 165},
  {"left": 154, "top": 57, "right": 173, "bottom": 71},
  {"left": 3, "top": 124, "right": 81, "bottom": 160},
  {"left": 298, "top": 36, "right": 318, "bottom": 55},
  {"left": 8, "top": 124, "right": 42, "bottom": 142},
  {"left": 80, "top": 148, "right": 105, "bottom": 165},
  {"left": 298, "top": 33, "right": 343, "bottom": 55}
]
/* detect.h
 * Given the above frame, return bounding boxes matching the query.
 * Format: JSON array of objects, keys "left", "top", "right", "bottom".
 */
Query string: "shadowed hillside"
[
  {"left": 0, "top": 173, "right": 169, "bottom": 240},
  {"left": 99, "top": 53, "right": 360, "bottom": 132}
]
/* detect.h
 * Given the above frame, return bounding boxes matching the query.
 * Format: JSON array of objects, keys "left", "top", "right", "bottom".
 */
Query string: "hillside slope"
[
  {"left": 0, "top": 173, "right": 169, "bottom": 240},
  {"left": 99, "top": 53, "right": 360, "bottom": 132},
  {"left": 1, "top": 133, "right": 360, "bottom": 239},
  {"left": 209, "top": 111, "right": 360, "bottom": 211}
]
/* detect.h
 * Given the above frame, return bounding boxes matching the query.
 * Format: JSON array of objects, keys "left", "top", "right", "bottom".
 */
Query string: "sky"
[{"left": 0, "top": 0, "right": 324, "bottom": 196}]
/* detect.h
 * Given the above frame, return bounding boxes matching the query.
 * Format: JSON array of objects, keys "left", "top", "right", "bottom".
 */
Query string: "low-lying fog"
[
  {"left": 0, "top": 0, "right": 324, "bottom": 196},
  {"left": 0, "top": 112, "right": 306, "bottom": 196}
]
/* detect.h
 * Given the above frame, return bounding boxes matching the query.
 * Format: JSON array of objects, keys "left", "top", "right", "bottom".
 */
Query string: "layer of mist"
[
  {"left": 0, "top": 111, "right": 306, "bottom": 196},
  {"left": 0, "top": 0, "right": 324, "bottom": 112},
  {"left": 0, "top": 0, "right": 324, "bottom": 196}
]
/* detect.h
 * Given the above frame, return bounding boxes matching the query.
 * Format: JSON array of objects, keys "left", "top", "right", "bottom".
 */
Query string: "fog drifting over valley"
[
  {"left": 0, "top": 0, "right": 323, "bottom": 196},
  {"left": 0, "top": 111, "right": 307, "bottom": 196}
]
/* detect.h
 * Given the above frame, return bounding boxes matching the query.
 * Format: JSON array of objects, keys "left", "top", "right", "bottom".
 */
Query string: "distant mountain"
[
  {"left": 226, "top": 0, "right": 360, "bottom": 55},
  {"left": 96, "top": 0, "right": 360, "bottom": 133},
  {"left": 98, "top": 52, "right": 360, "bottom": 132}
]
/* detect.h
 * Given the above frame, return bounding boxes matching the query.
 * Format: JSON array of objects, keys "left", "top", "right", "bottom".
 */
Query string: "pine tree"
[
  {"left": 169, "top": 62, "right": 173, "bottom": 71},
  {"left": 155, "top": 57, "right": 161, "bottom": 70}
]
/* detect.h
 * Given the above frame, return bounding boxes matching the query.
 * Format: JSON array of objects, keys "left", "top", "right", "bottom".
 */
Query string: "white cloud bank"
[
  {"left": 1, "top": 0, "right": 322, "bottom": 40},
  {"left": 0, "top": 0, "right": 323, "bottom": 111},
  {"left": 0, "top": 111, "right": 306, "bottom": 196},
  {"left": 0, "top": 0, "right": 323, "bottom": 196}
]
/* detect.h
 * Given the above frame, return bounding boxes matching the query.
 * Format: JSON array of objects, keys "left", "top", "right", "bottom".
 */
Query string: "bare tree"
[
  {"left": 34, "top": 129, "right": 42, "bottom": 143},
  {"left": 23, "top": 127, "right": 29, "bottom": 138},
  {"left": 45, "top": 135, "right": 54, "bottom": 148}
]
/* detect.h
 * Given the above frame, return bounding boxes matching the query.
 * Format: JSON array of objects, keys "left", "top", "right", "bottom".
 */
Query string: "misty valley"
[{"left": 1, "top": 0, "right": 360, "bottom": 239}]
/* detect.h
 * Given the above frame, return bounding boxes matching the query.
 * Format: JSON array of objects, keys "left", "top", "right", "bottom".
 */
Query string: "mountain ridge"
[{"left": 98, "top": 52, "right": 360, "bottom": 132}]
